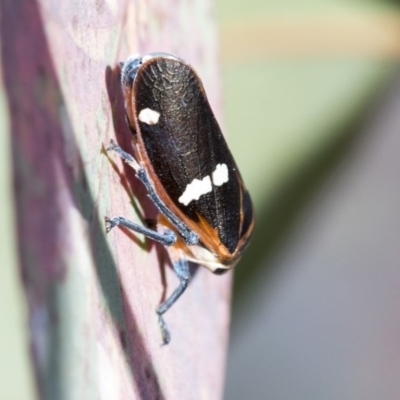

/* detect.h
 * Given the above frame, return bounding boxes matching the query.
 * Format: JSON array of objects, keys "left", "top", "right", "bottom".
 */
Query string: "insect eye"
[{"left": 213, "top": 268, "right": 230, "bottom": 275}]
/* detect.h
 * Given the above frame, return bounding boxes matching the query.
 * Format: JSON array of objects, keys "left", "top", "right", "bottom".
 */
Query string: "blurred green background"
[
  {"left": 0, "top": 64, "right": 36, "bottom": 399},
  {"left": 216, "top": 0, "right": 400, "bottom": 399},
  {"left": 217, "top": 0, "right": 398, "bottom": 292}
]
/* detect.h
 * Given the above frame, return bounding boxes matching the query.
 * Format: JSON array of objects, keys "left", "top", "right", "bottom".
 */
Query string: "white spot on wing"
[
  {"left": 178, "top": 176, "right": 212, "bottom": 206},
  {"left": 212, "top": 163, "right": 229, "bottom": 186},
  {"left": 138, "top": 108, "right": 160, "bottom": 125}
]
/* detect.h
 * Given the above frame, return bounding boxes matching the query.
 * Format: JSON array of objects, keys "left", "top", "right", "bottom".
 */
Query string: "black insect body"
[{"left": 106, "top": 52, "right": 254, "bottom": 344}]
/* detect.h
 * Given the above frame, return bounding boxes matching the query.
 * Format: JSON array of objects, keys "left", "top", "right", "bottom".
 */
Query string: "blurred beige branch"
[{"left": 220, "top": 11, "right": 400, "bottom": 62}]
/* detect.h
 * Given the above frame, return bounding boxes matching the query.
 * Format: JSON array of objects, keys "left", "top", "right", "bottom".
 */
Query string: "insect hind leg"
[{"left": 156, "top": 257, "right": 190, "bottom": 345}]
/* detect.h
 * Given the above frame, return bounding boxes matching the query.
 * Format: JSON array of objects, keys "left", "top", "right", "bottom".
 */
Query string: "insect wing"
[{"left": 132, "top": 57, "right": 250, "bottom": 257}]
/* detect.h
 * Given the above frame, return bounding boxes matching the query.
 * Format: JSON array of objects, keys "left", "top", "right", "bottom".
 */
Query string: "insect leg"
[
  {"left": 106, "top": 139, "right": 139, "bottom": 170},
  {"left": 105, "top": 216, "right": 176, "bottom": 246},
  {"left": 107, "top": 140, "right": 199, "bottom": 246},
  {"left": 156, "top": 257, "right": 190, "bottom": 345}
]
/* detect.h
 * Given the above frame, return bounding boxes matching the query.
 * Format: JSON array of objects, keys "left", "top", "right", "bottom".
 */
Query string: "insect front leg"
[
  {"left": 106, "top": 139, "right": 199, "bottom": 246},
  {"left": 106, "top": 138, "right": 140, "bottom": 171},
  {"left": 157, "top": 257, "right": 190, "bottom": 345}
]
